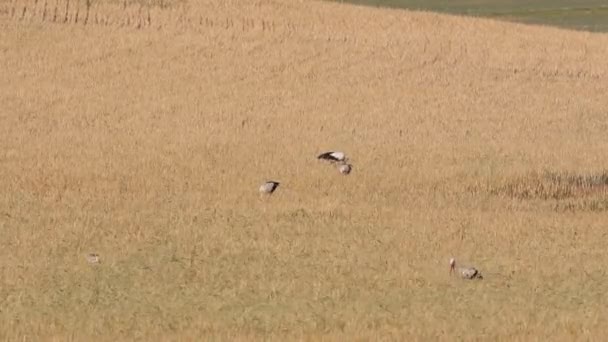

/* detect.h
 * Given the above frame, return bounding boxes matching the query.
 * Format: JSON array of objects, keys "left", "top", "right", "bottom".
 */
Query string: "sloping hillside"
[{"left": 1, "top": 0, "right": 608, "bottom": 340}]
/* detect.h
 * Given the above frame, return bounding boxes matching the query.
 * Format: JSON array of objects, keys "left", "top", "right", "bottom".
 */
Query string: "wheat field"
[{"left": 1, "top": 0, "right": 608, "bottom": 340}]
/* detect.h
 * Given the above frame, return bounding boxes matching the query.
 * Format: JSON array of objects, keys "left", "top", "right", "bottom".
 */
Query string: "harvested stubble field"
[{"left": 1, "top": 0, "right": 608, "bottom": 340}]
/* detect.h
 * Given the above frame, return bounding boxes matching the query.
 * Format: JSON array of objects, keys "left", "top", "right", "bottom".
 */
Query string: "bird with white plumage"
[
  {"left": 317, "top": 151, "right": 347, "bottom": 163},
  {"left": 259, "top": 181, "right": 280, "bottom": 197},
  {"left": 86, "top": 253, "right": 101, "bottom": 265},
  {"left": 449, "top": 257, "right": 483, "bottom": 279},
  {"left": 338, "top": 163, "right": 352, "bottom": 175}
]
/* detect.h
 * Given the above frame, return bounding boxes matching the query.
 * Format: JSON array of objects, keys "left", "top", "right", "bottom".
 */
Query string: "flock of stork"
[
  {"left": 86, "top": 150, "right": 483, "bottom": 279},
  {"left": 258, "top": 151, "right": 352, "bottom": 197},
  {"left": 256, "top": 150, "right": 483, "bottom": 280}
]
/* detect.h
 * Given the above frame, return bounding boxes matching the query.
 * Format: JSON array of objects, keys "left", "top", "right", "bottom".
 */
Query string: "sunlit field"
[{"left": 1, "top": 0, "right": 608, "bottom": 340}]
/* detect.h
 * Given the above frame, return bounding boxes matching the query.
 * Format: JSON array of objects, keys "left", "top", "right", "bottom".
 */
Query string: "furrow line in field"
[{"left": 0, "top": 1, "right": 362, "bottom": 44}]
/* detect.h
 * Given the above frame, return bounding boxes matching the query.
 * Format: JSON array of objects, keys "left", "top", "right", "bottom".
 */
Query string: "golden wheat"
[{"left": 1, "top": 0, "right": 608, "bottom": 340}]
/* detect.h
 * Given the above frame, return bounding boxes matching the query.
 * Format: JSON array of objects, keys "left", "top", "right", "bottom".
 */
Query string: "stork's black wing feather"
[
  {"left": 267, "top": 181, "right": 280, "bottom": 192},
  {"left": 317, "top": 152, "right": 338, "bottom": 161}
]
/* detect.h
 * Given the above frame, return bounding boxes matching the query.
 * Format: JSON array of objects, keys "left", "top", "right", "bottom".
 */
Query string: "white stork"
[
  {"left": 317, "top": 151, "right": 347, "bottom": 163},
  {"left": 449, "top": 258, "right": 483, "bottom": 279},
  {"left": 259, "top": 181, "right": 280, "bottom": 196},
  {"left": 86, "top": 253, "right": 101, "bottom": 265},
  {"left": 338, "top": 163, "right": 352, "bottom": 175}
]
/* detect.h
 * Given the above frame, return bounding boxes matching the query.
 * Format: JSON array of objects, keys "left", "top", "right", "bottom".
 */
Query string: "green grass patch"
[{"left": 333, "top": 0, "right": 608, "bottom": 32}]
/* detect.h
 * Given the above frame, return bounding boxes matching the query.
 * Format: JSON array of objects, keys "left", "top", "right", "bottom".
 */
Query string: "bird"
[
  {"left": 449, "top": 258, "right": 483, "bottom": 279},
  {"left": 259, "top": 181, "right": 280, "bottom": 195},
  {"left": 86, "top": 253, "right": 101, "bottom": 265},
  {"left": 317, "top": 151, "right": 347, "bottom": 163},
  {"left": 338, "top": 163, "right": 352, "bottom": 175}
]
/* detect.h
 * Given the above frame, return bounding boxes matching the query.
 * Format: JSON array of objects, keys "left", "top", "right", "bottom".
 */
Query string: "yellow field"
[{"left": 2, "top": 0, "right": 608, "bottom": 340}]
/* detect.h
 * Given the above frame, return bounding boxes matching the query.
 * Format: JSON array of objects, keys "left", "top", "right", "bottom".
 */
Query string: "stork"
[
  {"left": 317, "top": 151, "right": 347, "bottom": 163},
  {"left": 259, "top": 181, "right": 280, "bottom": 196},
  {"left": 338, "top": 163, "right": 352, "bottom": 175},
  {"left": 86, "top": 253, "right": 101, "bottom": 265},
  {"left": 449, "top": 258, "right": 483, "bottom": 279}
]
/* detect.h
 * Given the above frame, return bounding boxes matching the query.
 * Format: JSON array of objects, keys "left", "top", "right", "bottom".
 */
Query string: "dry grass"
[{"left": 1, "top": 0, "right": 608, "bottom": 340}]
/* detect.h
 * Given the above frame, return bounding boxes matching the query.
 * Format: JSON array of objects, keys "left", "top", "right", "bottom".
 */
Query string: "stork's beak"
[{"left": 449, "top": 264, "right": 455, "bottom": 275}]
